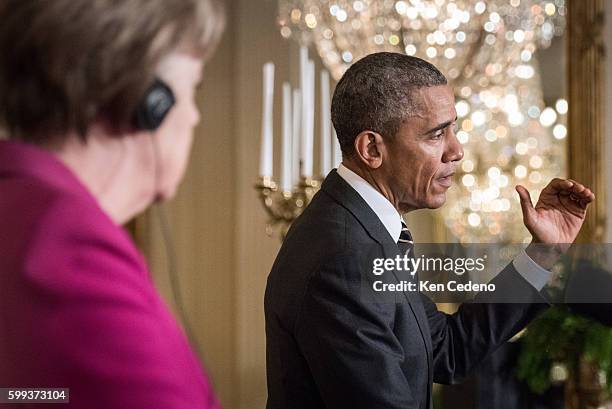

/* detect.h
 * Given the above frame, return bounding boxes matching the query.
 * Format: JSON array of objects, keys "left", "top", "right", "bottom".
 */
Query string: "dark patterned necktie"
[{"left": 397, "top": 221, "right": 414, "bottom": 256}]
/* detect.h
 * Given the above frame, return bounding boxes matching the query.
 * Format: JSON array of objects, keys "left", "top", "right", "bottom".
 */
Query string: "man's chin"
[{"left": 427, "top": 193, "right": 447, "bottom": 209}]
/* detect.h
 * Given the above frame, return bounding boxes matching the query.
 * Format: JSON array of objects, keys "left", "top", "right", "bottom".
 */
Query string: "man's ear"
[{"left": 354, "top": 130, "right": 385, "bottom": 169}]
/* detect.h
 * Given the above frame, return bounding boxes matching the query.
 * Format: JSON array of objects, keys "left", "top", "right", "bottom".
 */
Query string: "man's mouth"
[{"left": 437, "top": 173, "right": 455, "bottom": 188}]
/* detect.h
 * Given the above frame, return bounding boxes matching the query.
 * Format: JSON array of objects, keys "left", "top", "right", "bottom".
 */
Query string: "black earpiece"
[{"left": 132, "top": 78, "right": 175, "bottom": 131}]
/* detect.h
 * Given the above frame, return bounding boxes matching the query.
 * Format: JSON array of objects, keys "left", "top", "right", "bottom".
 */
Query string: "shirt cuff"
[{"left": 512, "top": 249, "right": 553, "bottom": 291}]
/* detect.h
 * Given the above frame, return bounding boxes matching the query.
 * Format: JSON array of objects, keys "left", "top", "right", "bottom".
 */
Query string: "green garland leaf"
[{"left": 517, "top": 305, "right": 612, "bottom": 394}]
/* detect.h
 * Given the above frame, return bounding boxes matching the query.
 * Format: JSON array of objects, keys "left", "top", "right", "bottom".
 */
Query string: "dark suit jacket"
[{"left": 265, "top": 170, "right": 548, "bottom": 409}]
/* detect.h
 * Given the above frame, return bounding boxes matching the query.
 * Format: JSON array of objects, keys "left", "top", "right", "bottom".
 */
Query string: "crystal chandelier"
[
  {"left": 278, "top": 0, "right": 565, "bottom": 86},
  {"left": 278, "top": 0, "right": 567, "bottom": 243},
  {"left": 444, "top": 54, "right": 568, "bottom": 243}
]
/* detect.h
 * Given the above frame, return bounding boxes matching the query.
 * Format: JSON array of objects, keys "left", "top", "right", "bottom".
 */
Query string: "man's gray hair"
[{"left": 331, "top": 52, "right": 447, "bottom": 157}]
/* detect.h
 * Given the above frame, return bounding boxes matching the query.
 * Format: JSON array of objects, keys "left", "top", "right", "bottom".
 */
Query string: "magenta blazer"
[{"left": 0, "top": 140, "right": 221, "bottom": 408}]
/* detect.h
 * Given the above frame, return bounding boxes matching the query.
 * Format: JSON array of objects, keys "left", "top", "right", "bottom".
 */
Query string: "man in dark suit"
[{"left": 264, "top": 52, "right": 594, "bottom": 409}]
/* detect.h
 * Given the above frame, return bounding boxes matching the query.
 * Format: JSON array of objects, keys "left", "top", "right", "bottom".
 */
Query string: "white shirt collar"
[{"left": 336, "top": 164, "right": 404, "bottom": 242}]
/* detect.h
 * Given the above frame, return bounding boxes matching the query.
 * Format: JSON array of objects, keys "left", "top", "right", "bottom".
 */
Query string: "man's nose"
[{"left": 443, "top": 132, "right": 464, "bottom": 163}]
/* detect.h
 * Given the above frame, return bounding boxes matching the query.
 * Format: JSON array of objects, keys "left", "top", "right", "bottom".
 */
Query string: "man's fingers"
[
  {"left": 548, "top": 178, "right": 594, "bottom": 202},
  {"left": 546, "top": 178, "right": 574, "bottom": 194},
  {"left": 571, "top": 182, "right": 586, "bottom": 194},
  {"left": 572, "top": 188, "right": 594, "bottom": 200},
  {"left": 586, "top": 189, "right": 596, "bottom": 201},
  {"left": 566, "top": 181, "right": 595, "bottom": 203},
  {"left": 575, "top": 192, "right": 594, "bottom": 208},
  {"left": 516, "top": 185, "right": 536, "bottom": 223}
]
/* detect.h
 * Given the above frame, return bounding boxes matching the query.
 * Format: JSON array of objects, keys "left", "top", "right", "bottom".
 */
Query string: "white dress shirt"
[{"left": 337, "top": 163, "right": 551, "bottom": 291}]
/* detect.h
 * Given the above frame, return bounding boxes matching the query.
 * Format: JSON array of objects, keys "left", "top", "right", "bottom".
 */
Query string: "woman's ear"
[{"left": 353, "top": 130, "right": 385, "bottom": 169}]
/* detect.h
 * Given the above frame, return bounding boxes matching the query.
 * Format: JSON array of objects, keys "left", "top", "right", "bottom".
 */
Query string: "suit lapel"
[
  {"left": 381, "top": 238, "right": 434, "bottom": 400},
  {"left": 321, "top": 170, "right": 433, "bottom": 386}
]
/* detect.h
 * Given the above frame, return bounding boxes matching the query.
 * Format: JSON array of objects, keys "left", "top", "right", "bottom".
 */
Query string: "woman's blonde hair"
[{"left": 0, "top": 0, "right": 225, "bottom": 143}]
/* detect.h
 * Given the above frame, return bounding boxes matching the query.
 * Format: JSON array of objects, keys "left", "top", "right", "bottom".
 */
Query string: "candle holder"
[{"left": 255, "top": 176, "right": 321, "bottom": 240}]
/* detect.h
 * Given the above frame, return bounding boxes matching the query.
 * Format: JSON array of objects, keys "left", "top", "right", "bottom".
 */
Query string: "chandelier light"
[{"left": 279, "top": 0, "right": 565, "bottom": 86}]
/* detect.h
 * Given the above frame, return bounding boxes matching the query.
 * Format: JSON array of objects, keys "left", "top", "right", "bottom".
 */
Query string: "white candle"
[
  {"left": 281, "top": 83, "right": 292, "bottom": 192},
  {"left": 291, "top": 89, "right": 301, "bottom": 185},
  {"left": 299, "top": 47, "right": 307, "bottom": 179},
  {"left": 259, "top": 62, "right": 275, "bottom": 178},
  {"left": 299, "top": 48, "right": 313, "bottom": 178},
  {"left": 333, "top": 127, "right": 342, "bottom": 168},
  {"left": 320, "top": 70, "right": 331, "bottom": 177},
  {"left": 302, "top": 59, "right": 315, "bottom": 178}
]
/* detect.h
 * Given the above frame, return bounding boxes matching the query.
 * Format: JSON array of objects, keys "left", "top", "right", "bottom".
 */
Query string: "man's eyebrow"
[{"left": 422, "top": 116, "right": 458, "bottom": 135}]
